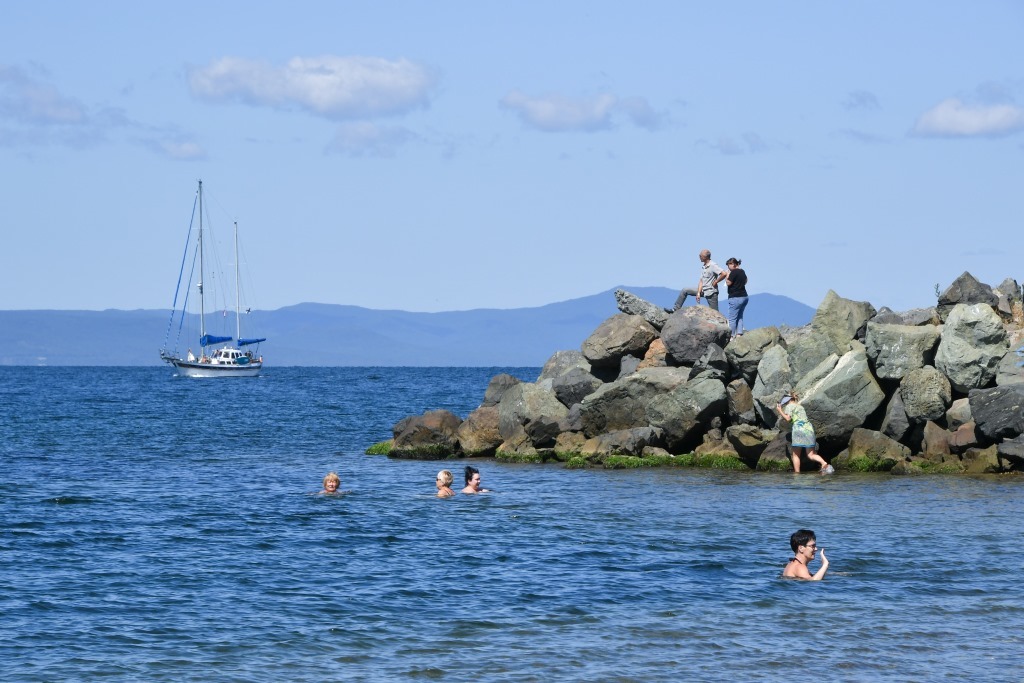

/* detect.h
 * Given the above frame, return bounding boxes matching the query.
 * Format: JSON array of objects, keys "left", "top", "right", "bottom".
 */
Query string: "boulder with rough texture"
[
  {"left": 948, "top": 421, "right": 979, "bottom": 454},
  {"left": 871, "top": 307, "right": 941, "bottom": 326},
  {"left": 832, "top": 428, "right": 908, "bottom": 471},
  {"left": 688, "top": 343, "right": 729, "bottom": 382},
  {"left": 788, "top": 291, "right": 876, "bottom": 381},
  {"left": 482, "top": 373, "right": 523, "bottom": 407},
  {"left": 552, "top": 367, "right": 603, "bottom": 408},
  {"left": 724, "top": 326, "right": 783, "bottom": 385},
  {"left": 579, "top": 427, "right": 664, "bottom": 457},
  {"left": 660, "top": 306, "right": 730, "bottom": 365},
  {"left": 751, "top": 344, "right": 793, "bottom": 427},
  {"left": 637, "top": 338, "right": 669, "bottom": 369},
  {"left": 899, "top": 366, "right": 952, "bottom": 423},
  {"left": 880, "top": 390, "right": 913, "bottom": 444},
  {"left": 934, "top": 303, "right": 1009, "bottom": 393},
  {"left": 725, "top": 425, "right": 778, "bottom": 468},
  {"left": 392, "top": 409, "right": 463, "bottom": 458},
  {"left": 996, "top": 435, "right": 1024, "bottom": 469},
  {"left": 582, "top": 313, "right": 659, "bottom": 368},
  {"left": 727, "top": 378, "right": 757, "bottom": 425},
  {"left": 921, "top": 421, "right": 951, "bottom": 460},
  {"left": 969, "top": 384, "right": 1024, "bottom": 441},
  {"left": 537, "top": 350, "right": 591, "bottom": 382},
  {"left": 937, "top": 271, "right": 998, "bottom": 322},
  {"left": 945, "top": 398, "right": 972, "bottom": 431},
  {"left": 498, "top": 382, "right": 569, "bottom": 446},
  {"left": 994, "top": 278, "right": 1021, "bottom": 320},
  {"left": 647, "top": 375, "right": 729, "bottom": 452},
  {"left": 455, "top": 406, "right": 502, "bottom": 456},
  {"left": 756, "top": 432, "right": 795, "bottom": 471},
  {"left": 617, "top": 354, "right": 642, "bottom": 379},
  {"left": 578, "top": 367, "right": 689, "bottom": 437},
  {"left": 614, "top": 289, "right": 669, "bottom": 330},
  {"left": 963, "top": 445, "right": 1003, "bottom": 474},
  {"left": 796, "top": 345, "right": 886, "bottom": 448},
  {"left": 995, "top": 343, "right": 1024, "bottom": 386},
  {"left": 864, "top": 322, "right": 941, "bottom": 380}
]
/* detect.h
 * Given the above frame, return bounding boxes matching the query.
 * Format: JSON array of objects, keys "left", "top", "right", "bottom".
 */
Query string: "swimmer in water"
[
  {"left": 782, "top": 528, "right": 829, "bottom": 580},
  {"left": 461, "top": 465, "right": 490, "bottom": 494},
  {"left": 319, "top": 471, "right": 341, "bottom": 495},
  {"left": 435, "top": 469, "right": 455, "bottom": 498}
]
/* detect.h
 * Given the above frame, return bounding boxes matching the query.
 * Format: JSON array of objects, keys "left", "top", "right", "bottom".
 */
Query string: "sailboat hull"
[{"left": 165, "top": 358, "right": 263, "bottom": 378}]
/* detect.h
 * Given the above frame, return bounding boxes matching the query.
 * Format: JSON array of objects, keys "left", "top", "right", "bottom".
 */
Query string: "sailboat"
[{"left": 160, "top": 180, "right": 266, "bottom": 377}]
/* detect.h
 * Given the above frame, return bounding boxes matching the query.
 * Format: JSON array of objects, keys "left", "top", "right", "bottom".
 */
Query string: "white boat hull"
[{"left": 165, "top": 358, "right": 263, "bottom": 378}]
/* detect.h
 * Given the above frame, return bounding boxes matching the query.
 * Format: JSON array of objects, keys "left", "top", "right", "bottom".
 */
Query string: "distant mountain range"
[{"left": 0, "top": 287, "right": 814, "bottom": 366}]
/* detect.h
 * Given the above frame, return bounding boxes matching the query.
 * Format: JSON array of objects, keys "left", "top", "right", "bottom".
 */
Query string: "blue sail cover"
[
  {"left": 200, "top": 334, "right": 233, "bottom": 347},
  {"left": 239, "top": 338, "right": 267, "bottom": 347}
]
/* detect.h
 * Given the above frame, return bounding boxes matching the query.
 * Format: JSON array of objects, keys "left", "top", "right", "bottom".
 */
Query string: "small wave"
[{"left": 45, "top": 496, "right": 99, "bottom": 505}]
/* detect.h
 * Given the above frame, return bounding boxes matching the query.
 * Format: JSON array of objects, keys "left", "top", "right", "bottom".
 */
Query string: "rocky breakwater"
[{"left": 382, "top": 272, "right": 1024, "bottom": 474}]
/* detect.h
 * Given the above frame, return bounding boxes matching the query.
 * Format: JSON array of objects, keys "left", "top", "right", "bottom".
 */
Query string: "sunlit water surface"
[{"left": 1, "top": 367, "right": 1021, "bottom": 681}]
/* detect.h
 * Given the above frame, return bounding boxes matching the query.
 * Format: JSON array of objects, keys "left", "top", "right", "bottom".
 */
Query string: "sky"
[{"left": 2, "top": 1, "right": 1022, "bottom": 314}]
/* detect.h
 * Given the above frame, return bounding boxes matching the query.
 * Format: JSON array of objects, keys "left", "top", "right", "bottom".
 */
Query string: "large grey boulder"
[
  {"left": 787, "top": 291, "right": 876, "bottom": 381},
  {"left": 871, "top": 307, "right": 941, "bottom": 327},
  {"left": 994, "top": 278, "right": 1022, "bottom": 319},
  {"left": 751, "top": 344, "right": 794, "bottom": 427},
  {"left": 969, "top": 384, "right": 1024, "bottom": 442},
  {"left": 934, "top": 303, "right": 1009, "bottom": 393},
  {"left": 996, "top": 343, "right": 1024, "bottom": 386},
  {"left": 647, "top": 375, "right": 729, "bottom": 452},
  {"left": 482, "top": 373, "right": 523, "bottom": 407},
  {"left": 724, "top": 326, "right": 783, "bottom": 385},
  {"left": 580, "top": 427, "right": 664, "bottom": 457},
  {"left": 456, "top": 406, "right": 502, "bottom": 456},
  {"left": 661, "top": 306, "right": 730, "bottom": 365},
  {"left": 551, "top": 367, "right": 603, "bottom": 408},
  {"left": 725, "top": 425, "right": 778, "bottom": 468},
  {"left": 997, "top": 434, "right": 1024, "bottom": 469},
  {"left": 498, "top": 382, "right": 569, "bottom": 446},
  {"left": 391, "top": 409, "right": 463, "bottom": 458},
  {"left": 937, "top": 271, "right": 998, "bottom": 322},
  {"left": 880, "top": 390, "right": 913, "bottom": 443},
  {"left": 796, "top": 345, "right": 886, "bottom": 448},
  {"left": 614, "top": 289, "right": 669, "bottom": 330},
  {"left": 945, "top": 397, "right": 973, "bottom": 430},
  {"left": 582, "top": 313, "right": 658, "bottom": 368},
  {"left": 688, "top": 343, "right": 729, "bottom": 382},
  {"left": 865, "top": 322, "right": 941, "bottom": 380},
  {"left": 537, "top": 350, "right": 591, "bottom": 382},
  {"left": 832, "top": 428, "right": 909, "bottom": 471},
  {"left": 727, "top": 378, "right": 757, "bottom": 425},
  {"left": 578, "top": 367, "right": 689, "bottom": 437},
  {"left": 899, "top": 366, "right": 952, "bottom": 423}
]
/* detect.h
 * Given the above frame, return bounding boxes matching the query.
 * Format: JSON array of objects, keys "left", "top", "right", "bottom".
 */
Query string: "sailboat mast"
[
  {"left": 198, "top": 180, "right": 207, "bottom": 346},
  {"left": 234, "top": 221, "right": 241, "bottom": 343}
]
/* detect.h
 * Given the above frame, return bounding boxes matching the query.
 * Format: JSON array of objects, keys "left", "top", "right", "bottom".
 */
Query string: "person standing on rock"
[
  {"left": 775, "top": 394, "right": 833, "bottom": 474},
  {"left": 724, "top": 257, "right": 748, "bottom": 340},
  {"left": 671, "top": 249, "right": 727, "bottom": 312}
]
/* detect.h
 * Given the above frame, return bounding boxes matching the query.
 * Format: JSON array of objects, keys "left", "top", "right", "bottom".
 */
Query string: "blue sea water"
[{"left": 1, "top": 366, "right": 1022, "bottom": 682}]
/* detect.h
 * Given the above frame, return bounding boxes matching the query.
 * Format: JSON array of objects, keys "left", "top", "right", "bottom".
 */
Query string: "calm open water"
[{"left": 1, "top": 367, "right": 1022, "bottom": 682}]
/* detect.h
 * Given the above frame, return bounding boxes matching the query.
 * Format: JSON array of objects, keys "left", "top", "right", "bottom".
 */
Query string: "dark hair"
[
  {"left": 790, "top": 529, "right": 816, "bottom": 553},
  {"left": 726, "top": 257, "right": 742, "bottom": 266},
  {"left": 464, "top": 465, "right": 479, "bottom": 485}
]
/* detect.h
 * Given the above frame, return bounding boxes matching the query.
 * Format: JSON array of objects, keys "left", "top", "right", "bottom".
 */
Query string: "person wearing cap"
[
  {"left": 670, "top": 249, "right": 727, "bottom": 312},
  {"left": 775, "top": 393, "right": 833, "bottom": 473}
]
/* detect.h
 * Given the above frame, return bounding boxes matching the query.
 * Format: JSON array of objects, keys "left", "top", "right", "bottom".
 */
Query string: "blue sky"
[{"left": 2, "top": 1, "right": 1022, "bottom": 313}]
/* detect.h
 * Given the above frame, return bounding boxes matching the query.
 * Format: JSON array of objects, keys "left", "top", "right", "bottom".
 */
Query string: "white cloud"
[
  {"left": 0, "top": 65, "right": 87, "bottom": 125},
  {"left": 188, "top": 56, "right": 437, "bottom": 120},
  {"left": 327, "top": 122, "right": 416, "bottom": 157},
  {"left": 499, "top": 90, "right": 664, "bottom": 132},
  {"left": 913, "top": 98, "right": 1024, "bottom": 137}
]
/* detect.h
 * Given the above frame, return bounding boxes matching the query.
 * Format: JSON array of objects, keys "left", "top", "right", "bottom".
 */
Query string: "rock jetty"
[{"left": 381, "top": 272, "right": 1024, "bottom": 474}]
